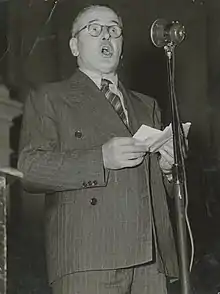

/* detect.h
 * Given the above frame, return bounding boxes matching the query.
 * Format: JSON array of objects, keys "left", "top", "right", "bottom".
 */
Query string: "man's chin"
[{"left": 96, "top": 62, "right": 118, "bottom": 74}]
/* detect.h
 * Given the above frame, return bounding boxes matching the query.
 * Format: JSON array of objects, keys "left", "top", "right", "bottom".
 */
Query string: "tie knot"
[{"left": 101, "top": 79, "right": 112, "bottom": 91}]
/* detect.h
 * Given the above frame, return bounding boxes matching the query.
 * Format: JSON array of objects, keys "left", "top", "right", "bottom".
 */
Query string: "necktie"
[{"left": 101, "top": 79, "right": 128, "bottom": 127}]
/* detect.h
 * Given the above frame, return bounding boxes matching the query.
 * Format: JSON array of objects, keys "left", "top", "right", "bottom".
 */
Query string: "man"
[{"left": 18, "top": 5, "right": 178, "bottom": 294}]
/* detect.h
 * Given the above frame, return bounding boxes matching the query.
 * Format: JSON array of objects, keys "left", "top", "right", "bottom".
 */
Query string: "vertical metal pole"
[
  {"left": 165, "top": 44, "right": 192, "bottom": 294},
  {"left": 0, "top": 176, "right": 7, "bottom": 294}
]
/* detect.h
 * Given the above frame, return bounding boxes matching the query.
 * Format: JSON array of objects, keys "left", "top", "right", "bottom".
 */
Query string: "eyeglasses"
[{"left": 74, "top": 23, "right": 122, "bottom": 39}]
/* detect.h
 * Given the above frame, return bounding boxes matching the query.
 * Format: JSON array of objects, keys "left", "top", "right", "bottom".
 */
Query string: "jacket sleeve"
[{"left": 18, "top": 87, "right": 109, "bottom": 193}]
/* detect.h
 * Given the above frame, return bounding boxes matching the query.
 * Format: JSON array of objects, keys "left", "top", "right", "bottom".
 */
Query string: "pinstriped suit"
[{"left": 18, "top": 69, "right": 178, "bottom": 287}]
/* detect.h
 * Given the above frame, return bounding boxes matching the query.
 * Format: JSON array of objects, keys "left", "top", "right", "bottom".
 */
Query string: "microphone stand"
[{"left": 164, "top": 43, "right": 192, "bottom": 294}]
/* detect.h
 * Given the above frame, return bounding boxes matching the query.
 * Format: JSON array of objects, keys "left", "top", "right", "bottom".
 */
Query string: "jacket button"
[
  {"left": 75, "top": 131, "right": 82, "bottom": 138},
  {"left": 90, "top": 197, "right": 97, "bottom": 205}
]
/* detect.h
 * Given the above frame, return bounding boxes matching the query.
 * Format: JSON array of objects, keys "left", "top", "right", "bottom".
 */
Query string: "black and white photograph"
[{"left": 0, "top": 0, "right": 220, "bottom": 293}]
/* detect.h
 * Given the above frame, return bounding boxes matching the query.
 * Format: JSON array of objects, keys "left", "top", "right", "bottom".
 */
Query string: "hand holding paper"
[
  {"left": 133, "top": 122, "right": 191, "bottom": 177},
  {"left": 133, "top": 122, "right": 191, "bottom": 153}
]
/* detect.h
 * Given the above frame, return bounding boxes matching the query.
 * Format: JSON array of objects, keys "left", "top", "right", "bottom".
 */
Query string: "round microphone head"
[
  {"left": 150, "top": 19, "right": 168, "bottom": 48},
  {"left": 169, "top": 21, "right": 186, "bottom": 45}
]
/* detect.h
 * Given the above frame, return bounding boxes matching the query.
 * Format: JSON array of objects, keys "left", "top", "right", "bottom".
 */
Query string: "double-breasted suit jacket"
[{"left": 18, "top": 69, "right": 178, "bottom": 284}]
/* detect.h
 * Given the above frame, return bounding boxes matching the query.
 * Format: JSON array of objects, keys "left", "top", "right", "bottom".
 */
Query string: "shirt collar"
[{"left": 79, "top": 67, "right": 118, "bottom": 89}]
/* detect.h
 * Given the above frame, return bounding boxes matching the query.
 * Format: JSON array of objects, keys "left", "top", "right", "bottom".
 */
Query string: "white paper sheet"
[{"left": 133, "top": 122, "right": 191, "bottom": 152}]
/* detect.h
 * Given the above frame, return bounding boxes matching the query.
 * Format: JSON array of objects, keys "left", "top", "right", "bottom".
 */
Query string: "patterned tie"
[{"left": 101, "top": 79, "right": 128, "bottom": 127}]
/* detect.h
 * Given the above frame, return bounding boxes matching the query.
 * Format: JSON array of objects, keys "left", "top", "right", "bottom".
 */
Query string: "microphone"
[{"left": 150, "top": 19, "right": 185, "bottom": 48}]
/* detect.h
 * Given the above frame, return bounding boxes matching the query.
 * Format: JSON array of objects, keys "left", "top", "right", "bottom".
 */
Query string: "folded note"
[{"left": 133, "top": 122, "right": 191, "bottom": 153}]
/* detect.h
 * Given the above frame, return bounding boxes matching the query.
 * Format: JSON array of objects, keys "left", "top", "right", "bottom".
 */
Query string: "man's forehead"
[{"left": 77, "top": 7, "right": 120, "bottom": 26}]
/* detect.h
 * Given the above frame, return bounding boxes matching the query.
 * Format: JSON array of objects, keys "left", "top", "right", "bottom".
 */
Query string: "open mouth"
[{"left": 100, "top": 44, "right": 113, "bottom": 57}]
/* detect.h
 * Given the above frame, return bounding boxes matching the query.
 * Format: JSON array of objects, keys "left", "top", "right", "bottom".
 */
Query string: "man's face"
[{"left": 70, "top": 7, "right": 123, "bottom": 74}]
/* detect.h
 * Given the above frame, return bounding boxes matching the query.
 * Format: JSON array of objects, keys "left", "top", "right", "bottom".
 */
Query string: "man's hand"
[
  {"left": 159, "top": 137, "right": 188, "bottom": 176},
  {"left": 159, "top": 140, "right": 174, "bottom": 176},
  {"left": 102, "top": 137, "right": 148, "bottom": 170}
]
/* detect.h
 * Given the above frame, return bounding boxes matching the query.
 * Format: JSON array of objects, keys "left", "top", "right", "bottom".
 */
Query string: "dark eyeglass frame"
[{"left": 74, "top": 23, "right": 123, "bottom": 39}]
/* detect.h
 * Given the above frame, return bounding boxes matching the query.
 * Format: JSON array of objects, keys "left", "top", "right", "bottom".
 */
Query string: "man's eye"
[
  {"left": 110, "top": 26, "right": 121, "bottom": 35},
  {"left": 90, "top": 24, "right": 100, "bottom": 31},
  {"left": 92, "top": 27, "right": 99, "bottom": 32}
]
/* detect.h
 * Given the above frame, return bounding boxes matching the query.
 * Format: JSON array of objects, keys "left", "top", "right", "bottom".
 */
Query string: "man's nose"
[{"left": 101, "top": 26, "right": 111, "bottom": 40}]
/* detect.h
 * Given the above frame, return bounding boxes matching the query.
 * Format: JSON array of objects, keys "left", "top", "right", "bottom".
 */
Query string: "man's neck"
[{"left": 79, "top": 67, "right": 118, "bottom": 89}]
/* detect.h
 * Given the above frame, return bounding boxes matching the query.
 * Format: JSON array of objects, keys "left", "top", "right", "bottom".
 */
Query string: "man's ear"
[{"left": 69, "top": 37, "right": 79, "bottom": 57}]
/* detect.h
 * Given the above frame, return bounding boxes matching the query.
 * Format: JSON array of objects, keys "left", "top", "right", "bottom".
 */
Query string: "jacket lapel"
[
  {"left": 66, "top": 71, "right": 153, "bottom": 139},
  {"left": 66, "top": 70, "right": 131, "bottom": 138}
]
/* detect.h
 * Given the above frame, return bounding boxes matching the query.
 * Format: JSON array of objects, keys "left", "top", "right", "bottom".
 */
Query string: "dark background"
[{"left": 1, "top": 0, "right": 220, "bottom": 293}]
